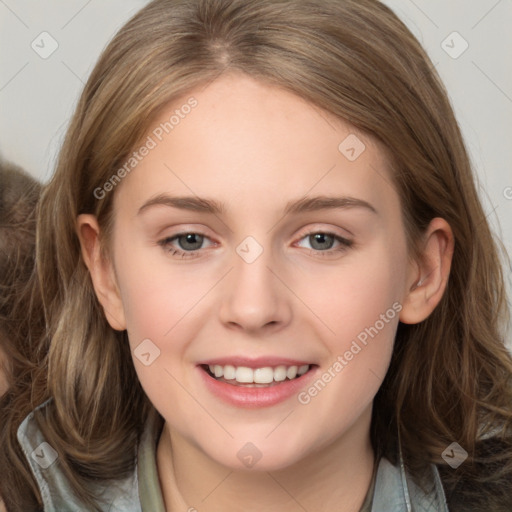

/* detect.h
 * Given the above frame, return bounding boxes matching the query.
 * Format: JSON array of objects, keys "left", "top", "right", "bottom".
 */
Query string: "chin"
[{"left": 201, "top": 436, "right": 311, "bottom": 472}]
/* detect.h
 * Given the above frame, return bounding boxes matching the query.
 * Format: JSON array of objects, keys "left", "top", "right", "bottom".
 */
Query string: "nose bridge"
[{"left": 218, "top": 235, "right": 291, "bottom": 331}]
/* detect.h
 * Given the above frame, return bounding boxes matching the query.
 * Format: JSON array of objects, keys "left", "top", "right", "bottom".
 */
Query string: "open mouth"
[{"left": 200, "top": 363, "right": 316, "bottom": 387}]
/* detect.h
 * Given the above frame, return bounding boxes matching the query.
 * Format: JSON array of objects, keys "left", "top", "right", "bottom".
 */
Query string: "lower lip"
[{"left": 197, "top": 365, "right": 318, "bottom": 408}]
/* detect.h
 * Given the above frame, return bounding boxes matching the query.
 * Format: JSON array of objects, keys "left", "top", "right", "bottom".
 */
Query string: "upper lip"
[{"left": 197, "top": 356, "right": 315, "bottom": 368}]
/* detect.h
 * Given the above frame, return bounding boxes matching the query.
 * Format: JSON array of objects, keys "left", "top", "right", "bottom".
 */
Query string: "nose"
[{"left": 218, "top": 242, "right": 293, "bottom": 334}]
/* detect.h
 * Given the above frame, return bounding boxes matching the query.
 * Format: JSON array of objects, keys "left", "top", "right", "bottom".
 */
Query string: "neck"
[{"left": 156, "top": 405, "right": 375, "bottom": 512}]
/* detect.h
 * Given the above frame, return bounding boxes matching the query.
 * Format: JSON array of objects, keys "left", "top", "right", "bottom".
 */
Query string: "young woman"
[
  {"left": 13, "top": 0, "right": 512, "bottom": 510},
  {"left": 0, "top": 161, "right": 45, "bottom": 512}
]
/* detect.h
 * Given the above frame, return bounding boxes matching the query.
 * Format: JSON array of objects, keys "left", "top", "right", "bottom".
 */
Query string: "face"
[{"left": 92, "top": 73, "right": 419, "bottom": 470}]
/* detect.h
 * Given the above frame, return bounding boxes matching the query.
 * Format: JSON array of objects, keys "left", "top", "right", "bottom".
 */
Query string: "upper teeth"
[{"left": 208, "top": 364, "right": 310, "bottom": 384}]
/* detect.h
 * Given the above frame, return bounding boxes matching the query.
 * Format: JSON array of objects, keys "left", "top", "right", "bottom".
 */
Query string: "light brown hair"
[{"left": 32, "top": 0, "right": 512, "bottom": 510}]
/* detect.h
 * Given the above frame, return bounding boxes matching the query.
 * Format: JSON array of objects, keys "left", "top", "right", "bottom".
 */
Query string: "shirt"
[{"left": 17, "top": 399, "right": 449, "bottom": 511}]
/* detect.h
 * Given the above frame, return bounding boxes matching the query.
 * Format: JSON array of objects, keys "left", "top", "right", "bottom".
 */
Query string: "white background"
[{"left": 0, "top": 1, "right": 511, "bottom": 345}]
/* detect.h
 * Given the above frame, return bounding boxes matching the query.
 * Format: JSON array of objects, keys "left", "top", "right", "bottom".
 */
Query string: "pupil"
[
  {"left": 180, "top": 233, "right": 203, "bottom": 250},
  {"left": 311, "top": 233, "right": 333, "bottom": 250}
]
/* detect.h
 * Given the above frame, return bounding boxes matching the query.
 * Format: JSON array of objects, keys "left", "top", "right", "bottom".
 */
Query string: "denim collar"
[
  {"left": 371, "top": 454, "right": 449, "bottom": 511},
  {"left": 17, "top": 399, "right": 141, "bottom": 512},
  {"left": 17, "top": 399, "right": 448, "bottom": 511}
]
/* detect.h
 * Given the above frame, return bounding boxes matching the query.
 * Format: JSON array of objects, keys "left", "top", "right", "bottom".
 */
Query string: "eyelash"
[{"left": 158, "top": 230, "right": 353, "bottom": 259}]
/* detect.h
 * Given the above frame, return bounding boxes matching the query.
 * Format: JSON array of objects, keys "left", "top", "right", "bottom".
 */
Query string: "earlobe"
[
  {"left": 76, "top": 214, "right": 126, "bottom": 331},
  {"left": 399, "top": 218, "right": 454, "bottom": 325}
]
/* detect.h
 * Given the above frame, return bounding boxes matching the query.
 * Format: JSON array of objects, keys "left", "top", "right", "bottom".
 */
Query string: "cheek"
[
  {"left": 294, "top": 272, "right": 400, "bottom": 441},
  {"left": 295, "top": 242, "right": 405, "bottom": 344},
  {"left": 113, "top": 240, "right": 203, "bottom": 347},
  {"left": 118, "top": 274, "right": 173, "bottom": 345},
  {"left": 113, "top": 244, "right": 212, "bottom": 403},
  {"left": 292, "top": 239, "right": 405, "bottom": 400},
  {"left": 114, "top": 254, "right": 195, "bottom": 408}
]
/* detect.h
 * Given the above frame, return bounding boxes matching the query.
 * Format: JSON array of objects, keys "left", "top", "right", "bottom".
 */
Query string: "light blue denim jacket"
[{"left": 17, "top": 400, "right": 449, "bottom": 511}]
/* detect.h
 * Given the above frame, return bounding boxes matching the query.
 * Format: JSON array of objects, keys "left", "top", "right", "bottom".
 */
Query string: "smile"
[{"left": 197, "top": 361, "right": 318, "bottom": 408}]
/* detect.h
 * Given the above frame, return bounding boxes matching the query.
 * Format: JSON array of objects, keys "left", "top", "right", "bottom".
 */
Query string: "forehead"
[{"left": 113, "top": 73, "right": 400, "bottom": 221}]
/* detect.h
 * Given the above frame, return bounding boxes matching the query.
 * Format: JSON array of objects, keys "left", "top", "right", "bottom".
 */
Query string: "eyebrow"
[{"left": 137, "top": 194, "right": 378, "bottom": 216}]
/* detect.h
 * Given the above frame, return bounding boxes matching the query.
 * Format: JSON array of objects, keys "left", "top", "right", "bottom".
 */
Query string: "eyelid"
[
  {"left": 294, "top": 224, "right": 353, "bottom": 243},
  {"left": 158, "top": 230, "right": 216, "bottom": 250},
  {"left": 293, "top": 230, "right": 353, "bottom": 256}
]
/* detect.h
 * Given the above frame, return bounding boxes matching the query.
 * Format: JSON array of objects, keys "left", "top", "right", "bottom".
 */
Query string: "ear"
[
  {"left": 399, "top": 217, "right": 454, "bottom": 324},
  {"left": 76, "top": 214, "right": 126, "bottom": 331}
]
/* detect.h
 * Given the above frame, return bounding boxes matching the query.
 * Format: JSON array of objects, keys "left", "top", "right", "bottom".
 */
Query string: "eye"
[
  {"left": 158, "top": 230, "right": 353, "bottom": 260},
  {"left": 295, "top": 231, "right": 353, "bottom": 257},
  {"left": 158, "top": 232, "right": 214, "bottom": 259}
]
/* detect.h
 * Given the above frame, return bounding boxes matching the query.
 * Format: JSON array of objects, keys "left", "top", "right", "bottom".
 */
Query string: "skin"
[{"left": 78, "top": 73, "right": 454, "bottom": 512}]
